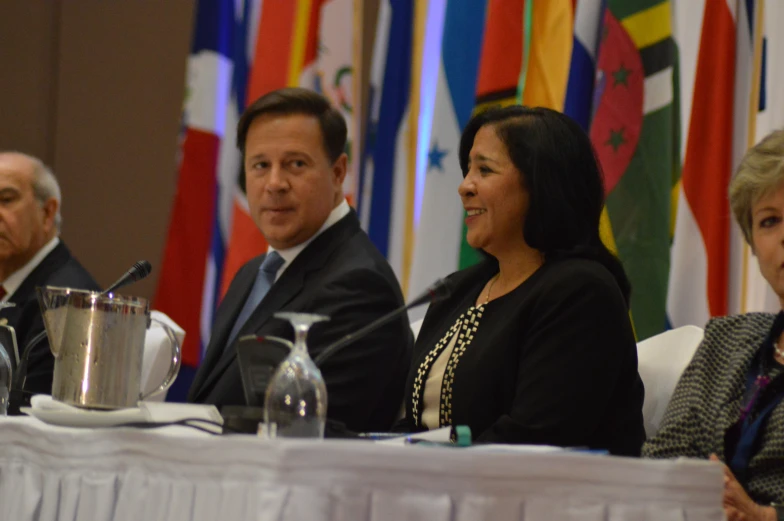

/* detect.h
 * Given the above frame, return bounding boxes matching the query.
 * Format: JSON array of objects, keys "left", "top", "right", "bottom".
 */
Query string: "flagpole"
[
  {"left": 352, "top": 0, "right": 365, "bottom": 206},
  {"left": 402, "top": 0, "right": 428, "bottom": 297}
]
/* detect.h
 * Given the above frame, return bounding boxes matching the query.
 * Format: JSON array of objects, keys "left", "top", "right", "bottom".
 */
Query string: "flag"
[
  {"left": 407, "top": 0, "right": 488, "bottom": 299},
  {"left": 220, "top": 0, "right": 359, "bottom": 295},
  {"left": 668, "top": 0, "right": 735, "bottom": 328},
  {"left": 409, "top": 0, "right": 574, "bottom": 299},
  {"left": 464, "top": 0, "right": 528, "bottom": 281},
  {"left": 564, "top": 0, "right": 605, "bottom": 130},
  {"left": 745, "top": 0, "right": 784, "bottom": 313},
  {"left": 219, "top": 0, "right": 305, "bottom": 297},
  {"left": 520, "top": 0, "right": 574, "bottom": 110},
  {"left": 312, "top": 0, "right": 360, "bottom": 204},
  {"left": 360, "top": 0, "right": 415, "bottom": 281},
  {"left": 474, "top": 0, "right": 524, "bottom": 113},
  {"left": 154, "top": 1, "right": 254, "bottom": 398},
  {"left": 591, "top": 0, "right": 681, "bottom": 340},
  {"left": 155, "top": 0, "right": 360, "bottom": 398}
]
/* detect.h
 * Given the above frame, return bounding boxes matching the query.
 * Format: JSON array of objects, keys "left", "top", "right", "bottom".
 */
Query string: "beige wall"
[{"left": 0, "top": 1, "right": 194, "bottom": 298}]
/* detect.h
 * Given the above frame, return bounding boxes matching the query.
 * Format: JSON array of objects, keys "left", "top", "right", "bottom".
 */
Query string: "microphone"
[
  {"left": 312, "top": 277, "right": 454, "bottom": 367},
  {"left": 404, "top": 277, "right": 454, "bottom": 308},
  {"left": 102, "top": 260, "right": 152, "bottom": 294}
]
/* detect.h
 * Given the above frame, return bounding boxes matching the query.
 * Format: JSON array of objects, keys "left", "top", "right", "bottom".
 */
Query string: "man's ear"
[
  {"left": 42, "top": 198, "right": 58, "bottom": 233},
  {"left": 332, "top": 153, "right": 348, "bottom": 186}
]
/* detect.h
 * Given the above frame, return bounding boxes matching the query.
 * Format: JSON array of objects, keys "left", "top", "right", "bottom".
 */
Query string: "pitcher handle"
[{"left": 140, "top": 317, "right": 182, "bottom": 401}]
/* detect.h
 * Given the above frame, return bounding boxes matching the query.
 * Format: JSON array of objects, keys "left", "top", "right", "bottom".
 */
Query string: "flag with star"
[
  {"left": 407, "top": 0, "right": 488, "bottom": 300},
  {"left": 359, "top": 0, "right": 414, "bottom": 282},
  {"left": 589, "top": 0, "right": 680, "bottom": 340}
]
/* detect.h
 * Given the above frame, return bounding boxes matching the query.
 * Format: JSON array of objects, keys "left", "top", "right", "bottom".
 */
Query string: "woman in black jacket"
[{"left": 397, "top": 106, "right": 645, "bottom": 456}]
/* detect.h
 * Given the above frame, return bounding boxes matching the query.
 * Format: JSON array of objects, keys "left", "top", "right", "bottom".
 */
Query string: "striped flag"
[
  {"left": 591, "top": 0, "right": 681, "bottom": 340},
  {"left": 520, "top": 0, "right": 573, "bottom": 110},
  {"left": 745, "top": 0, "right": 784, "bottom": 313},
  {"left": 154, "top": 1, "right": 255, "bottom": 398},
  {"left": 474, "top": 0, "right": 524, "bottom": 113},
  {"left": 667, "top": 0, "right": 735, "bottom": 328},
  {"left": 360, "top": 0, "right": 415, "bottom": 281},
  {"left": 407, "top": 0, "right": 488, "bottom": 299},
  {"left": 564, "top": 0, "right": 604, "bottom": 129},
  {"left": 727, "top": 0, "right": 760, "bottom": 315}
]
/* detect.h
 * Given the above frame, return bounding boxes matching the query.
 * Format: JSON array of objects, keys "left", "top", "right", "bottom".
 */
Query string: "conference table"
[{"left": 0, "top": 415, "right": 725, "bottom": 521}]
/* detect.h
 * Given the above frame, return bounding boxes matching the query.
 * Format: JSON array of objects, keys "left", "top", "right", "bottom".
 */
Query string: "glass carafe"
[{"left": 263, "top": 312, "right": 329, "bottom": 438}]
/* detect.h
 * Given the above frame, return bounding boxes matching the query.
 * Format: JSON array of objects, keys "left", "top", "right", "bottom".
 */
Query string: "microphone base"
[
  {"left": 220, "top": 406, "right": 265, "bottom": 434},
  {"left": 219, "top": 406, "right": 359, "bottom": 438}
]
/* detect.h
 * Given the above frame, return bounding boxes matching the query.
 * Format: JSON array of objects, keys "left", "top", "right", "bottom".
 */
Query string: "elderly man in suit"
[
  {"left": 188, "top": 88, "right": 412, "bottom": 433},
  {"left": 0, "top": 152, "right": 99, "bottom": 411}
]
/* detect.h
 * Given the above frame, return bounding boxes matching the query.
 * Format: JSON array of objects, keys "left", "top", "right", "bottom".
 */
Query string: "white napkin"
[
  {"left": 31, "top": 394, "right": 80, "bottom": 411},
  {"left": 139, "top": 401, "right": 223, "bottom": 433},
  {"left": 142, "top": 311, "right": 186, "bottom": 401},
  {"left": 26, "top": 395, "right": 222, "bottom": 434},
  {"left": 30, "top": 394, "right": 135, "bottom": 414}
]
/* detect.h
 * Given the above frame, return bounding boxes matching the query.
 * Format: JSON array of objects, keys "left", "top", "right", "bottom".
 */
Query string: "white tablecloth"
[{"left": 0, "top": 417, "right": 725, "bottom": 521}]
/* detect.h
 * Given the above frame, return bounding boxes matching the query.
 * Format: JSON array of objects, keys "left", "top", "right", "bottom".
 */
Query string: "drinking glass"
[{"left": 263, "top": 312, "right": 329, "bottom": 438}]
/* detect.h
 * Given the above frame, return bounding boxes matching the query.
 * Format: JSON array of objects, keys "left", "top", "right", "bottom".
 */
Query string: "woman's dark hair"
[{"left": 458, "top": 105, "right": 631, "bottom": 305}]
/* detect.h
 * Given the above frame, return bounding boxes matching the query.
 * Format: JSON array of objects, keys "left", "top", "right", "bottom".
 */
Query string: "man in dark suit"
[
  {"left": 188, "top": 88, "right": 412, "bottom": 433},
  {"left": 0, "top": 152, "right": 100, "bottom": 411}
]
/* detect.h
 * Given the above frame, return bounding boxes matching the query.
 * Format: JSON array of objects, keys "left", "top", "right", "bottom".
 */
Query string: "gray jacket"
[{"left": 643, "top": 313, "right": 784, "bottom": 504}]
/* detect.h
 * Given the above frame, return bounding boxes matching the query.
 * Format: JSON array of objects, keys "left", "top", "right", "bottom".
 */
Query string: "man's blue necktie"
[{"left": 227, "top": 251, "right": 285, "bottom": 346}]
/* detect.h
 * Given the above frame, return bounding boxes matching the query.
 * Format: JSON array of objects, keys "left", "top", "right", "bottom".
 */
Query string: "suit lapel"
[
  {"left": 0, "top": 243, "right": 73, "bottom": 335},
  {"left": 189, "top": 258, "right": 261, "bottom": 400},
  {"left": 195, "top": 266, "right": 307, "bottom": 397},
  {"left": 191, "top": 211, "right": 361, "bottom": 401},
  {"left": 8, "top": 243, "right": 72, "bottom": 305}
]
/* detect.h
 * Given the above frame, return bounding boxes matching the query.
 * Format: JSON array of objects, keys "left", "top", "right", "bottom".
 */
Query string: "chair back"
[
  {"left": 637, "top": 325, "right": 704, "bottom": 438},
  {"left": 411, "top": 318, "right": 424, "bottom": 340}
]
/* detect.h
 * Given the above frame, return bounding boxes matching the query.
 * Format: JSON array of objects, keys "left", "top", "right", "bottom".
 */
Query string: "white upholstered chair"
[
  {"left": 410, "top": 318, "right": 424, "bottom": 340},
  {"left": 636, "top": 325, "right": 704, "bottom": 438}
]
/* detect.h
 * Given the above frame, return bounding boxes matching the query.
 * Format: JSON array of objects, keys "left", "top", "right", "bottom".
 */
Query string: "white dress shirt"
[
  {"left": 0, "top": 237, "right": 60, "bottom": 302},
  {"left": 268, "top": 199, "right": 350, "bottom": 281}
]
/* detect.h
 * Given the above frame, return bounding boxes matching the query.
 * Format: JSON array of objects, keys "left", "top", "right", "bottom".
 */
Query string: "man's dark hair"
[
  {"left": 237, "top": 87, "right": 347, "bottom": 163},
  {"left": 458, "top": 105, "right": 631, "bottom": 306}
]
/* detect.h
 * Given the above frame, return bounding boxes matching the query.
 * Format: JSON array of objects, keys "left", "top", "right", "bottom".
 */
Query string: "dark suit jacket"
[
  {"left": 3, "top": 241, "right": 100, "bottom": 408},
  {"left": 397, "top": 257, "right": 645, "bottom": 456},
  {"left": 188, "top": 211, "right": 413, "bottom": 433}
]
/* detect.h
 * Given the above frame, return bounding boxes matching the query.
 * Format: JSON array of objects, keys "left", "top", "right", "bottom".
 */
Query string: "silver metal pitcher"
[{"left": 37, "top": 286, "right": 181, "bottom": 409}]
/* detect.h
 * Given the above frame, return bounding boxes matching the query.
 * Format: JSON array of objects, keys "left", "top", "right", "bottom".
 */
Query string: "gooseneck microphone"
[
  {"left": 312, "top": 277, "right": 454, "bottom": 367},
  {"left": 102, "top": 260, "right": 153, "bottom": 295}
]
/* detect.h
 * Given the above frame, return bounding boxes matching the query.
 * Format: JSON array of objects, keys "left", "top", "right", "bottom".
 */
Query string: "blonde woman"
[{"left": 643, "top": 130, "right": 784, "bottom": 521}]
